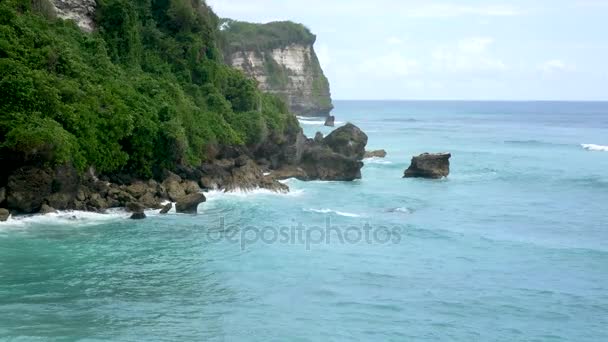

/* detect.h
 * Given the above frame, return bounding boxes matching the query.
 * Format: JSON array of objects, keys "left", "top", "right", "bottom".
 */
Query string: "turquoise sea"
[{"left": 1, "top": 101, "right": 608, "bottom": 341}]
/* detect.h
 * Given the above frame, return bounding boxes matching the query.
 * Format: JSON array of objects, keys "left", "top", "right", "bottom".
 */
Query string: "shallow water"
[{"left": 2, "top": 101, "right": 608, "bottom": 341}]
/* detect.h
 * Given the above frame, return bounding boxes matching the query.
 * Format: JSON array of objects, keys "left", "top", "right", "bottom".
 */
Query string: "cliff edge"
[{"left": 220, "top": 20, "right": 333, "bottom": 117}]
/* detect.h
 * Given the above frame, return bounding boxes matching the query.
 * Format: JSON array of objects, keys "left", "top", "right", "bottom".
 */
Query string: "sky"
[{"left": 207, "top": 0, "right": 608, "bottom": 101}]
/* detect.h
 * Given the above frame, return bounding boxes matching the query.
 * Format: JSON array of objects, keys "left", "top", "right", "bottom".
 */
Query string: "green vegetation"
[
  {"left": 0, "top": 0, "right": 298, "bottom": 178},
  {"left": 218, "top": 19, "right": 315, "bottom": 56}
]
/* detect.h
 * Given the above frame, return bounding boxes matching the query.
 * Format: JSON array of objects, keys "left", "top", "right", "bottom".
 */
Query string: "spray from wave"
[
  {"left": 303, "top": 208, "right": 362, "bottom": 217},
  {"left": 581, "top": 144, "right": 608, "bottom": 152}
]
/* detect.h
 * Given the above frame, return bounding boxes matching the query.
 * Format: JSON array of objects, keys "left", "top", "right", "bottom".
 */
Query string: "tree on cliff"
[{"left": 0, "top": 0, "right": 299, "bottom": 181}]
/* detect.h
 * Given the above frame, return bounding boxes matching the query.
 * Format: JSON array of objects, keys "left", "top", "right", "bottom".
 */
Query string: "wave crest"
[
  {"left": 303, "top": 208, "right": 362, "bottom": 217},
  {"left": 581, "top": 144, "right": 608, "bottom": 152}
]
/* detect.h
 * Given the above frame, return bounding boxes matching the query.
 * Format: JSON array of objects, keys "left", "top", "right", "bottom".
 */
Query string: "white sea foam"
[
  {"left": 0, "top": 209, "right": 128, "bottom": 229},
  {"left": 205, "top": 188, "right": 304, "bottom": 201},
  {"left": 303, "top": 208, "right": 362, "bottom": 217},
  {"left": 581, "top": 144, "right": 608, "bottom": 152},
  {"left": 297, "top": 116, "right": 344, "bottom": 126},
  {"left": 363, "top": 157, "right": 393, "bottom": 165}
]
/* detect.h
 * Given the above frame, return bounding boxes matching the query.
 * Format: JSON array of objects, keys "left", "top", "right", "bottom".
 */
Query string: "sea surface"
[{"left": 1, "top": 101, "right": 608, "bottom": 341}]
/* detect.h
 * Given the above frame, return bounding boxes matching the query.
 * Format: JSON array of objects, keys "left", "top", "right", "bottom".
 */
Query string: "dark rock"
[
  {"left": 88, "top": 193, "right": 108, "bottom": 210},
  {"left": 138, "top": 192, "right": 163, "bottom": 209},
  {"left": 314, "top": 132, "right": 324, "bottom": 143},
  {"left": 39, "top": 204, "right": 57, "bottom": 215},
  {"left": 130, "top": 212, "right": 146, "bottom": 220},
  {"left": 163, "top": 177, "right": 186, "bottom": 202},
  {"left": 0, "top": 187, "right": 5, "bottom": 205},
  {"left": 126, "top": 202, "right": 145, "bottom": 213},
  {"left": 159, "top": 202, "right": 172, "bottom": 214},
  {"left": 0, "top": 208, "right": 9, "bottom": 222},
  {"left": 299, "top": 145, "right": 364, "bottom": 181},
  {"left": 126, "top": 182, "right": 149, "bottom": 198},
  {"left": 175, "top": 193, "right": 206, "bottom": 214},
  {"left": 364, "top": 149, "right": 387, "bottom": 158},
  {"left": 324, "top": 115, "right": 335, "bottom": 127},
  {"left": 6, "top": 167, "right": 53, "bottom": 213},
  {"left": 269, "top": 166, "right": 308, "bottom": 181},
  {"left": 323, "top": 123, "right": 368, "bottom": 160},
  {"left": 403, "top": 153, "right": 451, "bottom": 179}
]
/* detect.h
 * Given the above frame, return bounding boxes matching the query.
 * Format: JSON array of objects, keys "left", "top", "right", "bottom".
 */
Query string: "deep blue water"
[{"left": 1, "top": 101, "right": 608, "bottom": 341}]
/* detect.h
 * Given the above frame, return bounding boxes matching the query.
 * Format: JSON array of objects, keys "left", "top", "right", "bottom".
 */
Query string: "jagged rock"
[
  {"left": 126, "top": 202, "right": 145, "bottom": 213},
  {"left": 299, "top": 145, "right": 364, "bottom": 181},
  {"left": 0, "top": 208, "right": 10, "bottom": 222},
  {"left": 50, "top": 0, "right": 96, "bottom": 32},
  {"left": 364, "top": 149, "right": 387, "bottom": 158},
  {"left": 324, "top": 115, "right": 335, "bottom": 127},
  {"left": 404, "top": 153, "right": 451, "bottom": 179},
  {"left": 39, "top": 204, "right": 57, "bottom": 215},
  {"left": 314, "top": 132, "right": 324, "bottom": 143},
  {"left": 324, "top": 123, "right": 368, "bottom": 160},
  {"left": 126, "top": 182, "right": 149, "bottom": 198},
  {"left": 6, "top": 167, "right": 53, "bottom": 213},
  {"left": 159, "top": 203, "right": 172, "bottom": 214},
  {"left": 130, "top": 212, "right": 146, "bottom": 220},
  {"left": 163, "top": 177, "right": 186, "bottom": 201},
  {"left": 270, "top": 166, "right": 308, "bottom": 181},
  {"left": 176, "top": 193, "right": 206, "bottom": 214}
]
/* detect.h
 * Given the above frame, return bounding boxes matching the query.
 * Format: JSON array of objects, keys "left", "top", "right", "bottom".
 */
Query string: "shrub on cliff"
[{"left": 0, "top": 0, "right": 297, "bottom": 178}]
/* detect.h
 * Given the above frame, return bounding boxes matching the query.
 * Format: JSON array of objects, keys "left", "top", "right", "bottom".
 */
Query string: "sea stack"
[
  {"left": 324, "top": 115, "right": 335, "bottom": 127},
  {"left": 403, "top": 153, "right": 451, "bottom": 179}
]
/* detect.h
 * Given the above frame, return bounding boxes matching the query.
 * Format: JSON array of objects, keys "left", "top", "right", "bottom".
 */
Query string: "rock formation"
[
  {"left": 403, "top": 153, "right": 451, "bottom": 179},
  {"left": 364, "top": 149, "right": 387, "bottom": 158},
  {"left": 221, "top": 20, "right": 333, "bottom": 117},
  {"left": 50, "top": 0, "right": 96, "bottom": 32},
  {"left": 0, "top": 208, "right": 9, "bottom": 222},
  {"left": 324, "top": 116, "right": 335, "bottom": 127}
]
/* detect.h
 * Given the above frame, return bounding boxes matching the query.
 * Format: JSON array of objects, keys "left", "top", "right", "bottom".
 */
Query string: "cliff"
[{"left": 220, "top": 20, "right": 333, "bottom": 117}]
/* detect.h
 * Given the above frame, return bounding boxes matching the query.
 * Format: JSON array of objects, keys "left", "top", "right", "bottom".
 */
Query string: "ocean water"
[{"left": 1, "top": 101, "right": 608, "bottom": 341}]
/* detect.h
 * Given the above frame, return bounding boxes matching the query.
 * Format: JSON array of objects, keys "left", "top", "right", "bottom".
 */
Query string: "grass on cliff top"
[
  {"left": 218, "top": 19, "right": 316, "bottom": 55},
  {"left": 0, "top": 0, "right": 299, "bottom": 180}
]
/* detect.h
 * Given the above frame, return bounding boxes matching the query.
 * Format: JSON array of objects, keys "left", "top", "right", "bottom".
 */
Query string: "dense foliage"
[
  {"left": 218, "top": 19, "right": 315, "bottom": 56},
  {"left": 0, "top": 0, "right": 298, "bottom": 178}
]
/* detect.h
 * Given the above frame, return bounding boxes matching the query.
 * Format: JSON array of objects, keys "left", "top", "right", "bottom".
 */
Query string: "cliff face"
[
  {"left": 50, "top": 0, "right": 96, "bottom": 32},
  {"left": 221, "top": 20, "right": 333, "bottom": 117}
]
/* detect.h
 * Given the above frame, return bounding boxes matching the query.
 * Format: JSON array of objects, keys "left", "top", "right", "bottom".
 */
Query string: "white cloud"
[
  {"left": 386, "top": 36, "right": 404, "bottom": 45},
  {"left": 359, "top": 53, "right": 419, "bottom": 78},
  {"left": 539, "top": 59, "right": 571, "bottom": 75},
  {"left": 408, "top": 3, "right": 522, "bottom": 17},
  {"left": 431, "top": 37, "right": 507, "bottom": 74}
]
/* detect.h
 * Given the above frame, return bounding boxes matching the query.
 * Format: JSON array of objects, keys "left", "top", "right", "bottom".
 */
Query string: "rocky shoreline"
[{"left": 0, "top": 124, "right": 368, "bottom": 221}]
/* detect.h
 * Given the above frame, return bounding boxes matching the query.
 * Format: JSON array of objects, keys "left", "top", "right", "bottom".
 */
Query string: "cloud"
[
  {"left": 431, "top": 37, "right": 507, "bottom": 74},
  {"left": 358, "top": 53, "right": 419, "bottom": 78},
  {"left": 539, "top": 59, "right": 570, "bottom": 75},
  {"left": 407, "top": 3, "right": 523, "bottom": 17},
  {"left": 386, "top": 36, "right": 404, "bottom": 45}
]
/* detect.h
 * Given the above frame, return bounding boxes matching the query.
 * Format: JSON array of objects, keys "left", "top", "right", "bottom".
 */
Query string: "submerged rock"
[
  {"left": 130, "top": 212, "right": 146, "bottom": 220},
  {"left": 364, "top": 149, "right": 387, "bottom": 158},
  {"left": 176, "top": 193, "right": 206, "bottom": 214},
  {"left": 403, "top": 153, "right": 451, "bottom": 179},
  {"left": 0, "top": 208, "right": 9, "bottom": 222},
  {"left": 324, "top": 115, "right": 335, "bottom": 127}
]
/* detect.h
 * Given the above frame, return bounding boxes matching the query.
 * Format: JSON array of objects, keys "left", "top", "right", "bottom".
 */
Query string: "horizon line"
[{"left": 332, "top": 99, "right": 608, "bottom": 103}]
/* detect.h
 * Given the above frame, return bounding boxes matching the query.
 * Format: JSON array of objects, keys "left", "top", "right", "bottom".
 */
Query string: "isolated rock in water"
[
  {"left": 403, "top": 153, "right": 451, "bottom": 179},
  {"left": 323, "top": 123, "right": 368, "bottom": 160},
  {"left": 324, "top": 115, "right": 335, "bottom": 127},
  {"left": 39, "top": 204, "right": 57, "bottom": 215},
  {"left": 130, "top": 212, "right": 146, "bottom": 220},
  {"left": 160, "top": 202, "right": 172, "bottom": 214},
  {"left": 0, "top": 208, "right": 9, "bottom": 222},
  {"left": 176, "top": 193, "right": 206, "bottom": 214},
  {"left": 364, "top": 149, "right": 387, "bottom": 158}
]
